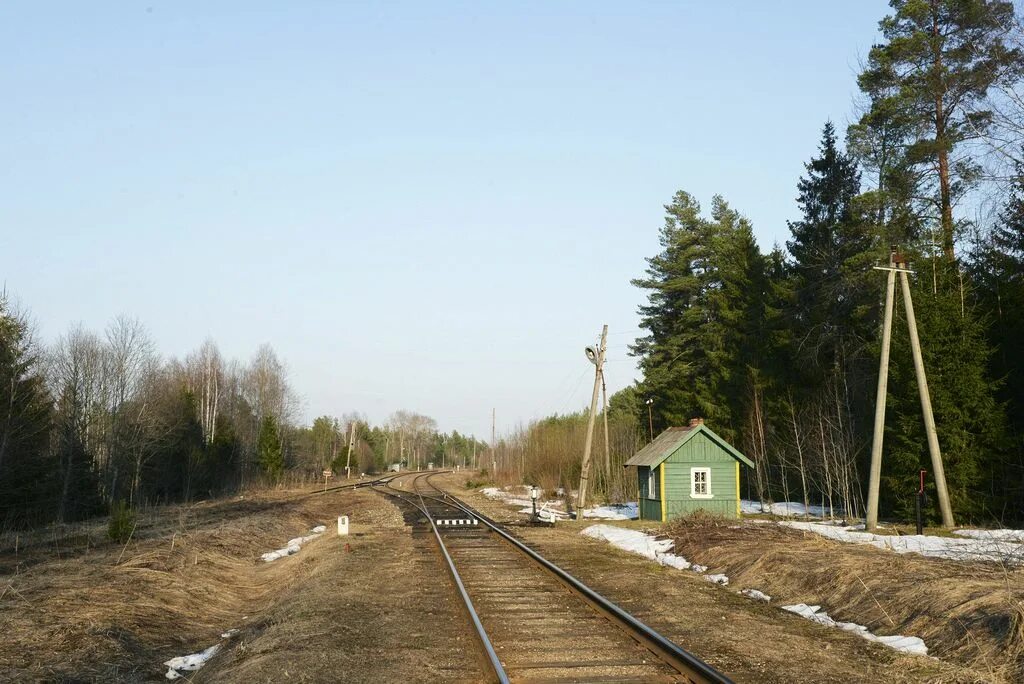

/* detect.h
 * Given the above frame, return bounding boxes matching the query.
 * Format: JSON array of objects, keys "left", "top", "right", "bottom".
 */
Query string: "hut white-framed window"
[
  {"left": 691, "top": 467, "right": 712, "bottom": 498},
  {"left": 647, "top": 466, "right": 659, "bottom": 499}
]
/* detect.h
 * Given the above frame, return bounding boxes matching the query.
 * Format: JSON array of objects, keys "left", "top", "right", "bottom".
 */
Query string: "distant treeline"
[
  {"left": 0, "top": 308, "right": 303, "bottom": 528},
  {"left": 0, "top": 303, "right": 487, "bottom": 529}
]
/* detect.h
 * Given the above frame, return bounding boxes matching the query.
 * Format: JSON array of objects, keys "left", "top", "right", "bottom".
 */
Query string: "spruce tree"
[
  {"left": 787, "top": 122, "right": 876, "bottom": 385},
  {"left": 630, "top": 191, "right": 711, "bottom": 432},
  {"left": 704, "top": 196, "right": 769, "bottom": 442},
  {"left": 631, "top": 191, "right": 768, "bottom": 445},
  {"left": 968, "top": 167, "right": 1024, "bottom": 518},
  {"left": 0, "top": 296, "right": 55, "bottom": 527},
  {"left": 257, "top": 414, "right": 284, "bottom": 482},
  {"left": 882, "top": 260, "right": 1007, "bottom": 521},
  {"left": 973, "top": 168, "right": 1024, "bottom": 423}
]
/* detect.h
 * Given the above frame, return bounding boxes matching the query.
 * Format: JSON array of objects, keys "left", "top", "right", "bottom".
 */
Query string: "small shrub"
[
  {"left": 107, "top": 500, "right": 136, "bottom": 543},
  {"left": 465, "top": 475, "right": 493, "bottom": 489}
]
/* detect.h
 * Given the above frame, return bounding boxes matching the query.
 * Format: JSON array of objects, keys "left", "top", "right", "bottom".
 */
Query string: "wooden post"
[
  {"left": 345, "top": 421, "right": 356, "bottom": 479},
  {"left": 577, "top": 325, "right": 608, "bottom": 515},
  {"left": 866, "top": 265, "right": 896, "bottom": 532},
  {"left": 898, "top": 269, "right": 955, "bottom": 528}
]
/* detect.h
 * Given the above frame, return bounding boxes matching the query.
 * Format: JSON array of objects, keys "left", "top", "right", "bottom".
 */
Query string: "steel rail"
[
  {"left": 377, "top": 474, "right": 510, "bottom": 684},
  {"left": 418, "top": 473, "right": 733, "bottom": 684},
  {"left": 307, "top": 473, "right": 401, "bottom": 498}
]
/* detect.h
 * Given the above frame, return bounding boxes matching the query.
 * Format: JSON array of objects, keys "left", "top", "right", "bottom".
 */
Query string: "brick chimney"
[{"left": 688, "top": 417, "right": 704, "bottom": 427}]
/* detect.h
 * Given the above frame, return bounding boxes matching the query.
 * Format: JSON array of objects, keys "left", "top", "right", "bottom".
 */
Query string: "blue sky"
[{"left": 2, "top": 1, "right": 889, "bottom": 439}]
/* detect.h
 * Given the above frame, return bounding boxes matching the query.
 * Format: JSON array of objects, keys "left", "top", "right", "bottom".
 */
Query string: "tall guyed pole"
[
  {"left": 898, "top": 267, "right": 955, "bottom": 528},
  {"left": 577, "top": 325, "right": 608, "bottom": 515},
  {"left": 866, "top": 258, "right": 897, "bottom": 532},
  {"left": 866, "top": 252, "right": 955, "bottom": 530}
]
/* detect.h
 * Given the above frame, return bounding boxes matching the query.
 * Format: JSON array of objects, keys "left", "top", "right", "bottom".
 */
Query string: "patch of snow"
[
  {"left": 659, "top": 554, "right": 692, "bottom": 570},
  {"left": 517, "top": 504, "right": 566, "bottom": 519},
  {"left": 482, "top": 486, "right": 638, "bottom": 521},
  {"left": 741, "top": 500, "right": 843, "bottom": 518},
  {"left": 220, "top": 629, "right": 239, "bottom": 638},
  {"left": 581, "top": 524, "right": 683, "bottom": 566},
  {"left": 781, "top": 521, "right": 1024, "bottom": 564},
  {"left": 741, "top": 588, "right": 771, "bottom": 602},
  {"left": 953, "top": 528, "right": 1024, "bottom": 543},
  {"left": 582, "top": 503, "right": 639, "bottom": 520},
  {"left": 782, "top": 603, "right": 927, "bottom": 656},
  {"left": 581, "top": 524, "right": 727, "bottom": 581},
  {"left": 479, "top": 487, "right": 535, "bottom": 508},
  {"left": 164, "top": 644, "right": 221, "bottom": 680},
  {"left": 260, "top": 525, "right": 327, "bottom": 563}
]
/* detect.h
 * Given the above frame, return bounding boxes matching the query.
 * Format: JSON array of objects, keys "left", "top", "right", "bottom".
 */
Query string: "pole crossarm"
[{"left": 871, "top": 266, "right": 916, "bottom": 273}]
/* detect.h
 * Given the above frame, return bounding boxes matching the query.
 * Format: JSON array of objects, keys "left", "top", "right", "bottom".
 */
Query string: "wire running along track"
[{"left": 375, "top": 472, "right": 732, "bottom": 684}]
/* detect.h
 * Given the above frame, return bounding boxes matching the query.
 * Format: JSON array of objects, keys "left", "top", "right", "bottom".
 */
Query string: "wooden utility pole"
[
  {"left": 577, "top": 325, "right": 608, "bottom": 514},
  {"left": 345, "top": 421, "right": 356, "bottom": 479},
  {"left": 866, "top": 252, "right": 955, "bottom": 530},
  {"left": 645, "top": 398, "right": 654, "bottom": 443},
  {"left": 866, "top": 258, "right": 896, "bottom": 531},
  {"left": 898, "top": 265, "right": 954, "bottom": 528},
  {"left": 491, "top": 408, "right": 496, "bottom": 474}
]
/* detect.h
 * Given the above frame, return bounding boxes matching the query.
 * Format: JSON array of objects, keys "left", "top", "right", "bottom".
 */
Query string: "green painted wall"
[
  {"left": 637, "top": 466, "right": 662, "bottom": 521},
  {"left": 634, "top": 432, "right": 745, "bottom": 520},
  {"left": 634, "top": 430, "right": 741, "bottom": 520},
  {"left": 662, "top": 432, "right": 740, "bottom": 520}
]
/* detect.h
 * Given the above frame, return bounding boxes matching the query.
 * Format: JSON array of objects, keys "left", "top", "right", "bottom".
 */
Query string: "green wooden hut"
[{"left": 625, "top": 419, "right": 754, "bottom": 521}]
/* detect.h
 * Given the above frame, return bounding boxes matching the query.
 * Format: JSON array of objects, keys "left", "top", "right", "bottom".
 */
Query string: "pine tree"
[
  {"left": 856, "top": 0, "right": 1022, "bottom": 259},
  {"left": 257, "top": 414, "right": 284, "bottom": 482}
]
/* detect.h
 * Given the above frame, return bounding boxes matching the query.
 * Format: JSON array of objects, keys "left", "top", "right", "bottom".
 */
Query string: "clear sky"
[{"left": 2, "top": 1, "right": 889, "bottom": 440}]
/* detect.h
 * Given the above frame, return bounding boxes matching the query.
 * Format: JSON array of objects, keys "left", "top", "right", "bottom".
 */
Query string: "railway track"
[{"left": 375, "top": 472, "right": 732, "bottom": 684}]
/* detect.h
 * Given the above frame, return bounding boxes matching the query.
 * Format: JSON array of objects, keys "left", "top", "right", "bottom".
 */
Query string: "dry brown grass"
[
  {"left": 661, "top": 515, "right": 1024, "bottom": 682},
  {"left": 0, "top": 487, "right": 346, "bottom": 681},
  {"left": 195, "top": 496, "right": 484, "bottom": 683}
]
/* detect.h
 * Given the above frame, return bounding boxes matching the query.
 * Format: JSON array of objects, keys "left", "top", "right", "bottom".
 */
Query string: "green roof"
[{"left": 624, "top": 423, "right": 754, "bottom": 469}]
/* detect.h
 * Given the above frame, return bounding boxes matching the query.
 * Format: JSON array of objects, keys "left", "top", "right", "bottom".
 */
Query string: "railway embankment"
[{"left": 442, "top": 472, "right": 996, "bottom": 683}]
